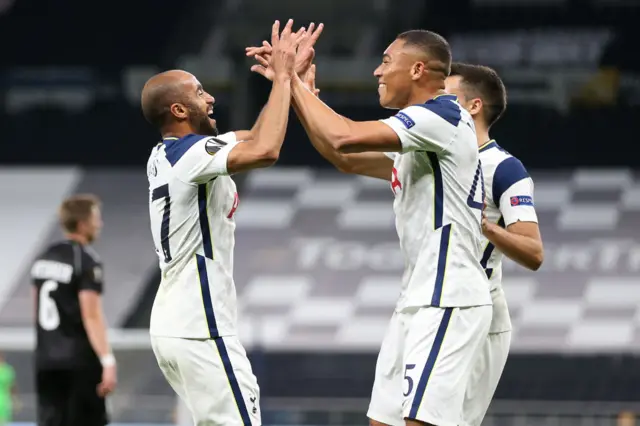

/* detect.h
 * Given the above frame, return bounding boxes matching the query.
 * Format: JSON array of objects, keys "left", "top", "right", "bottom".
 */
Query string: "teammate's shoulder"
[
  {"left": 403, "top": 94, "right": 462, "bottom": 128},
  {"left": 488, "top": 148, "right": 531, "bottom": 201},
  {"left": 163, "top": 133, "right": 235, "bottom": 166},
  {"left": 479, "top": 140, "right": 516, "bottom": 164}
]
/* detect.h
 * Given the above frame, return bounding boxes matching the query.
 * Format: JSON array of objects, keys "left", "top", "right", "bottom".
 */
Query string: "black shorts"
[{"left": 36, "top": 368, "right": 108, "bottom": 426}]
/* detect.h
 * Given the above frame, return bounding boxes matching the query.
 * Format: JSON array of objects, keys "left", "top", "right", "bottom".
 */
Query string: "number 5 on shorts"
[{"left": 403, "top": 363, "right": 416, "bottom": 397}]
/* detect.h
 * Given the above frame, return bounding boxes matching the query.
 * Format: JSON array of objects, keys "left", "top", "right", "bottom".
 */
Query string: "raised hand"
[
  {"left": 295, "top": 22, "right": 323, "bottom": 77},
  {"left": 304, "top": 64, "right": 320, "bottom": 97},
  {"left": 246, "top": 22, "right": 324, "bottom": 80},
  {"left": 268, "top": 19, "right": 307, "bottom": 81},
  {"left": 249, "top": 41, "right": 276, "bottom": 81}
]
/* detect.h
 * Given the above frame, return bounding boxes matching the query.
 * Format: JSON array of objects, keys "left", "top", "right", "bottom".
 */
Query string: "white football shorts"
[
  {"left": 462, "top": 287, "right": 512, "bottom": 426},
  {"left": 368, "top": 305, "right": 492, "bottom": 426},
  {"left": 151, "top": 335, "right": 260, "bottom": 426}
]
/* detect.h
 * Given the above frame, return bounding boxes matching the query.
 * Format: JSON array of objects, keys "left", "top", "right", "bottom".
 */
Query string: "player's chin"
[
  {"left": 378, "top": 96, "right": 395, "bottom": 110},
  {"left": 380, "top": 95, "right": 403, "bottom": 110},
  {"left": 200, "top": 118, "right": 218, "bottom": 136},
  {"left": 209, "top": 117, "right": 218, "bottom": 129}
]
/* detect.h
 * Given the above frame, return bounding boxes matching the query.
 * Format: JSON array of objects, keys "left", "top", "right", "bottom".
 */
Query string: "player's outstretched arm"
[
  {"left": 483, "top": 160, "right": 544, "bottom": 271},
  {"left": 246, "top": 23, "right": 394, "bottom": 180},
  {"left": 291, "top": 72, "right": 403, "bottom": 154},
  {"left": 294, "top": 65, "right": 394, "bottom": 181},
  {"left": 224, "top": 20, "right": 304, "bottom": 174},
  {"left": 239, "top": 21, "right": 323, "bottom": 144},
  {"left": 234, "top": 108, "right": 266, "bottom": 142}
]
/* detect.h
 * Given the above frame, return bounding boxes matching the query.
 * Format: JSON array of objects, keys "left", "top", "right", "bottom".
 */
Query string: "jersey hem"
[
  {"left": 396, "top": 301, "right": 492, "bottom": 312},
  {"left": 149, "top": 331, "right": 237, "bottom": 339}
]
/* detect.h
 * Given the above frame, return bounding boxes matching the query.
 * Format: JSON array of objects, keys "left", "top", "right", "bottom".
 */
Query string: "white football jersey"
[
  {"left": 381, "top": 94, "right": 491, "bottom": 309},
  {"left": 479, "top": 139, "right": 538, "bottom": 332},
  {"left": 146, "top": 132, "right": 241, "bottom": 338}
]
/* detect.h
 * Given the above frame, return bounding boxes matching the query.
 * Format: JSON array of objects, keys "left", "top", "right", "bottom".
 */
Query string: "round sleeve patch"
[{"left": 205, "top": 137, "right": 228, "bottom": 155}]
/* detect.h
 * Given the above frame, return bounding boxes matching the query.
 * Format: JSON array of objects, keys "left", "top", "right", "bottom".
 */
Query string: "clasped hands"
[{"left": 245, "top": 19, "right": 324, "bottom": 96}]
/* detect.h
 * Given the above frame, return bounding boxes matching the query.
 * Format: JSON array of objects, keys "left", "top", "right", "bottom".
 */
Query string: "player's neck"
[
  {"left": 161, "top": 123, "right": 194, "bottom": 140},
  {"left": 475, "top": 126, "right": 491, "bottom": 148},
  {"left": 65, "top": 233, "right": 89, "bottom": 246},
  {"left": 405, "top": 85, "right": 447, "bottom": 108}
]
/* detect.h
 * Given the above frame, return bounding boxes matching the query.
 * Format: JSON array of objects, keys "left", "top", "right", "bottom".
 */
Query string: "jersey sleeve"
[
  {"left": 78, "top": 251, "right": 103, "bottom": 294},
  {"left": 493, "top": 157, "right": 539, "bottom": 226},
  {"left": 166, "top": 132, "right": 240, "bottom": 184},
  {"left": 379, "top": 98, "right": 461, "bottom": 153},
  {"left": 384, "top": 152, "right": 398, "bottom": 161}
]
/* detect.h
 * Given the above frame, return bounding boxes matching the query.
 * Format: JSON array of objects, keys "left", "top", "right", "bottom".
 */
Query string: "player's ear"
[
  {"left": 410, "top": 61, "right": 425, "bottom": 81},
  {"left": 170, "top": 103, "right": 188, "bottom": 120},
  {"left": 468, "top": 97, "right": 483, "bottom": 118}
]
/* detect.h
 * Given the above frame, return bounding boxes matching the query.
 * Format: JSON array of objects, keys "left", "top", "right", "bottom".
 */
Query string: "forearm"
[
  {"left": 248, "top": 77, "right": 292, "bottom": 157},
  {"left": 83, "top": 313, "right": 112, "bottom": 360},
  {"left": 291, "top": 73, "right": 354, "bottom": 151},
  {"left": 236, "top": 105, "right": 269, "bottom": 142},
  {"left": 292, "top": 97, "right": 351, "bottom": 171},
  {"left": 484, "top": 226, "right": 544, "bottom": 271}
]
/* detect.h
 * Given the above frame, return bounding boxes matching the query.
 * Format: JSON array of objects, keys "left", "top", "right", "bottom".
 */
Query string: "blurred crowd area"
[
  {"left": 1, "top": 0, "right": 640, "bottom": 425},
  {"left": 0, "top": 0, "right": 638, "bottom": 167}
]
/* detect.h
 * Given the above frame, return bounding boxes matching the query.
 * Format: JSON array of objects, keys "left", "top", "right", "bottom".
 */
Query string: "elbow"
[
  {"left": 334, "top": 139, "right": 358, "bottom": 154},
  {"left": 336, "top": 159, "right": 356, "bottom": 174},
  {"left": 336, "top": 164, "right": 353, "bottom": 174},
  {"left": 255, "top": 149, "right": 279, "bottom": 167},
  {"left": 329, "top": 137, "right": 347, "bottom": 153},
  {"left": 331, "top": 132, "right": 359, "bottom": 154},
  {"left": 527, "top": 247, "right": 544, "bottom": 271}
]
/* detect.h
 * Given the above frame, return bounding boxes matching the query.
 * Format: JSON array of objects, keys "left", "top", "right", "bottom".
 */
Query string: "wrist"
[
  {"left": 274, "top": 74, "right": 292, "bottom": 84},
  {"left": 484, "top": 223, "right": 500, "bottom": 239},
  {"left": 290, "top": 74, "right": 306, "bottom": 92},
  {"left": 100, "top": 353, "right": 116, "bottom": 367}
]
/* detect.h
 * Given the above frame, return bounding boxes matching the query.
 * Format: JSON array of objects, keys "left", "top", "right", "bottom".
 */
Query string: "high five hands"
[
  {"left": 246, "top": 21, "right": 324, "bottom": 96},
  {"left": 264, "top": 19, "right": 309, "bottom": 82}
]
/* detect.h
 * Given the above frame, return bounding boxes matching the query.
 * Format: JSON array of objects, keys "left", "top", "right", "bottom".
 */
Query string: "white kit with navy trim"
[
  {"left": 381, "top": 95, "right": 491, "bottom": 310},
  {"left": 146, "top": 131, "right": 241, "bottom": 339}
]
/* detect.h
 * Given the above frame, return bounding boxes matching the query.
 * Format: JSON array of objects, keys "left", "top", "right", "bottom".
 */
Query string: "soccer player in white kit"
[
  {"left": 249, "top": 30, "right": 493, "bottom": 426},
  {"left": 140, "top": 20, "right": 306, "bottom": 426},
  {"left": 445, "top": 63, "right": 545, "bottom": 426}
]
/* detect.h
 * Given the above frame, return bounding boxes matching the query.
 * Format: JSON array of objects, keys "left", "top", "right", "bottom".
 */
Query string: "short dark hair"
[
  {"left": 59, "top": 194, "right": 100, "bottom": 233},
  {"left": 396, "top": 30, "right": 452, "bottom": 76},
  {"left": 450, "top": 62, "right": 507, "bottom": 127}
]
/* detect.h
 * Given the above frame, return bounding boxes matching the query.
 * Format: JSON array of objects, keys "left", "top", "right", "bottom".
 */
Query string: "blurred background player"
[
  {"left": 0, "top": 352, "right": 17, "bottom": 426},
  {"left": 31, "top": 194, "right": 116, "bottom": 426},
  {"left": 141, "top": 19, "right": 306, "bottom": 426},
  {"left": 445, "top": 63, "right": 544, "bottom": 426},
  {"left": 248, "top": 29, "right": 492, "bottom": 426}
]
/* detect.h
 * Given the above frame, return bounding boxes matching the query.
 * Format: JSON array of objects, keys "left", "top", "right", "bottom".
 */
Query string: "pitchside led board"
[{"left": 233, "top": 167, "right": 640, "bottom": 354}]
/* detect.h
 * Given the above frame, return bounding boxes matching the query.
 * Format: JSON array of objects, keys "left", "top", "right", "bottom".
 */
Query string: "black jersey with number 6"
[{"left": 31, "top": 240, "right": 103, "bottom": 370}]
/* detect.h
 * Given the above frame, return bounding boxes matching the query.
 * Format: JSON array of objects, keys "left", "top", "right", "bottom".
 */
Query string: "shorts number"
[
  {"left": 467, "top": 161, "right": 485, "bottom": 213},
  {"left": 38, "top": 280, "right": 60, "bottom": 331},
  {"left": 151, "top": 184, "right": 172, "bottom": 263},
  {"left": 403, "top": 363, "right": 416, "bottom": 397}
]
